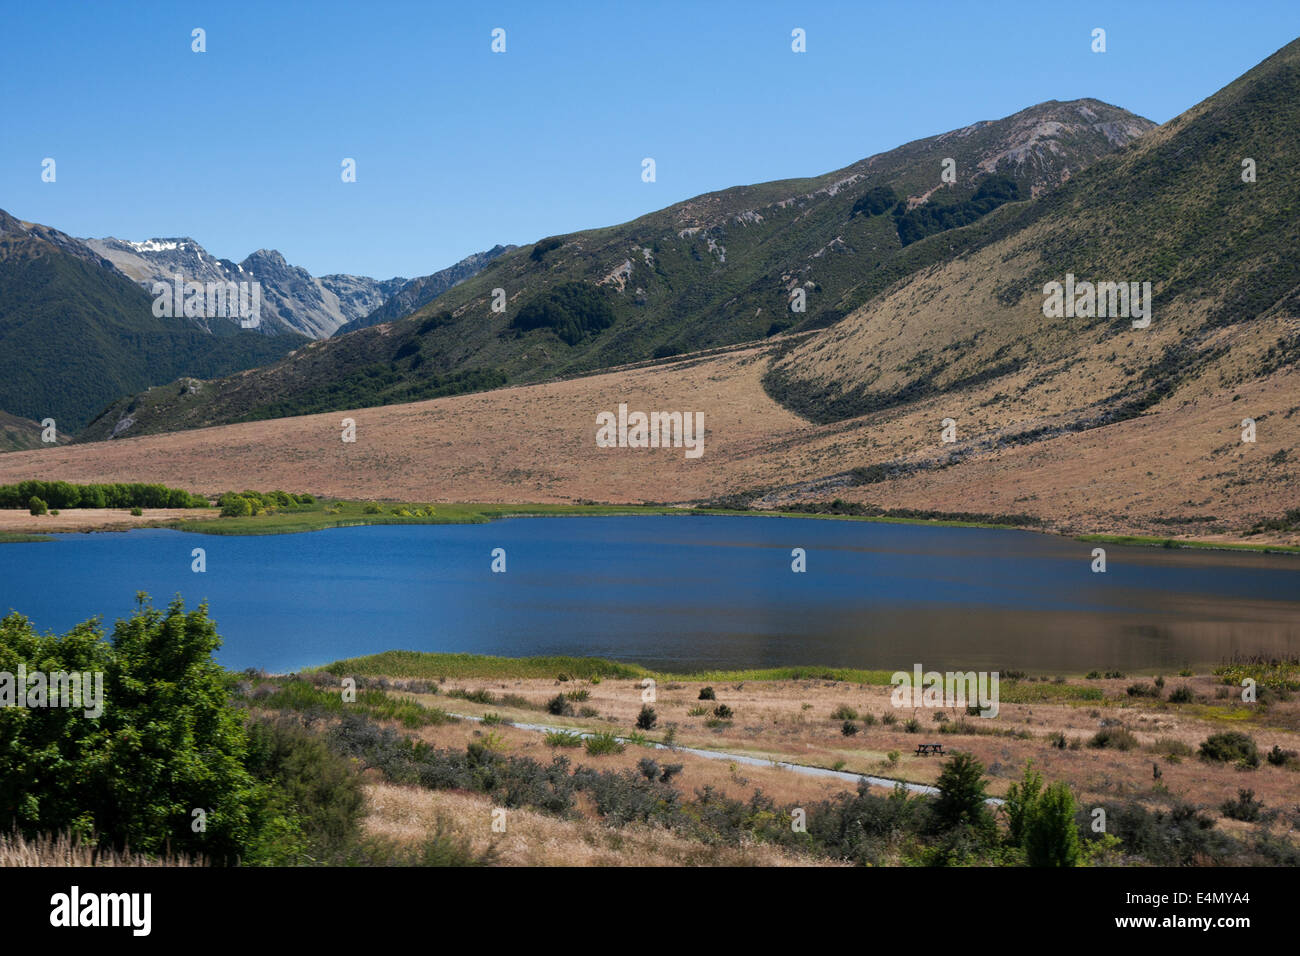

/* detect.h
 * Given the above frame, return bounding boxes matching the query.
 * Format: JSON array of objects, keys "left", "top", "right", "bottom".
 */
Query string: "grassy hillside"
[
  {"left": 0, "top": 211, "right": 306, "bottom": 430},
  {"left": 77, "top": 99, "right": 1152, "bottom": 441},
  {"left": 767, "top": 38, "right": 1300, "bottom": 431},
  {"left": 0, "top": 410, "right": 61, "bottom": 452}
]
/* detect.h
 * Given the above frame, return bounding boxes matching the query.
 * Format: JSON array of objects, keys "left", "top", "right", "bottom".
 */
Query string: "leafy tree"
[
  {"left": 0, "top": 595, "right": 262, "bottom": 862},
  {"left": 1003, "top": 761, "right": 1044, "bottom": 845},
  {"left": 28, "top": 496, "right": 47, "bottom": 516},
  {"left": 932, "top": 751, "right": 995, "bottom": 835},
  {"left": 1024, "top": 782, "right": 1081, "bottom": 867}
]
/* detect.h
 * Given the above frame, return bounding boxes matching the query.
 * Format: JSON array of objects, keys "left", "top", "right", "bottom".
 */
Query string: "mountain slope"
[
  {"left": 0, "top": 210, "right": 306, "bottom": 431},
  {"left": 335, "top": 244, "right": 516, "bottom": 335},
  {"left": 765, "top": 36, "right": 1300, "bottom": 442},
  {"left": 78, "top": 99, "right": 1153, "bottom": 440},
  {"left": 83, "top": 237, "right": 407, "bottom": 338}
]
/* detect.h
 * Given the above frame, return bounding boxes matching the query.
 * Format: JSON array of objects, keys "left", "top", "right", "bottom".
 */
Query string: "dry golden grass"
[
  {"left": 0, "top": 831, "right": 204, "bottom": 867},
  {"left": 362, "top": 782, "right": 839, "bottom": 867},
  {"left": 0, "top": 333, "right": 1294, "bottom": 542},
  {"left": 420, "top": 673, "right": 1300, "bottom": 816},
  {"left": 0, "top": 507, "right": 219, "bottom": 534}
]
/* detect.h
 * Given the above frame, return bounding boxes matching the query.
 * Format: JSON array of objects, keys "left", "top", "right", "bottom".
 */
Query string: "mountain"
[
  {"left": 335, "top": 244, "right": 517, "bottom": 336},
  {"left": 77, "top": 99, "right": 1153, "bottom": 440},
  {"left": 0, "top": 209, "right": 305, "bottom": 431},
  {"left": 765, "top": 37, "right": 1300, "bottom": 431},
  {"left": 82, "top": 237, "right": 407, "bottom": 339},
  {"left": 0, "top": 410, "right": 63, "bottom": 453}
]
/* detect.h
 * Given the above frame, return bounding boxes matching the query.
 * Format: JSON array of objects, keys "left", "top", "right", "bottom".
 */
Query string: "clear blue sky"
[{"left": 3, "top": 1, "right": 1297, "bottom": 279}]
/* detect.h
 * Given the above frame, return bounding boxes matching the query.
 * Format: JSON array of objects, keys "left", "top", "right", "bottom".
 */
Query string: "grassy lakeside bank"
[
  {"left": 1075, "top": 532, "right": 1300, "bottom": 555},
  {"left": 312, "top": 650, "right": 1139, "bottom": 698},
  {"left": 0, "top": 531, "right": 53, "bottom": 543}
]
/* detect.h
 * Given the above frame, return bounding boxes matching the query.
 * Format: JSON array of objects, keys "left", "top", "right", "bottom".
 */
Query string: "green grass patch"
[
  {"left": 247, "top": 679, "right": 454, "bottom": 729},
  {"left": 315, "top": 650, "right": 646, "bottom": 681},
  {"left": 0, "top": 532, "right": 54, "bottom": 543},
  {"left": 1076, "top": 533, "right": 1300, "bottom": 555}
]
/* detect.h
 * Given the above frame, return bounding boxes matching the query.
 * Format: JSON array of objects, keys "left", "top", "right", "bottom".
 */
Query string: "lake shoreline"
[{"left": 3, "top": 500, "right": 1300, "bottom": 554}]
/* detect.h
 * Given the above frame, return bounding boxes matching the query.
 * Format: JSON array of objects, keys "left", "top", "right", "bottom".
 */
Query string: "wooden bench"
[{"left": 914, "top": 743, "right": 945, "bottom": 756}]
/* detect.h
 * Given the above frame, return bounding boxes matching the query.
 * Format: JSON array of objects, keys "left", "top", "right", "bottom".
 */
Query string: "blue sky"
[{"left": 3, "top": 1, "right": 1297, "bottom": 279}]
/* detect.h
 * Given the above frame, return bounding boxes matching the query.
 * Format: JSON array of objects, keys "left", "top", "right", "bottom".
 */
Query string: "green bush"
[
  {"left": 545, "top": 693, "right": 574, "bottom": 717},
  {"left": 831, "top": 704, "right": 858, "bottom": 721},
  {"left": 698, "top": 686, "right": 716, "bottom": 700},
  {"left": 635, "top": 705, "right": 657, "bottom": 730},
  {"left": 1219, "top": 788, "right": 1263, "bottom": 822},
  {"left": 544, "top": 730, "right": 583, "bottom": 748},
  {"left": 712, "top": 704, "right": 733, "bottom": 720},
  {"left": 841, "top": 720, "right": 859, "bottom": 737},
  {"left": 0, "top": 595, "right": 264, "bottom": 863},
  {"left": 1024, "top": 782, "right": 1080, "bottom": 867},
  {"left": 1199, "top": 731, "right": 1259, "bottom": 767},
  {"left": 1167, "top": 686, "right": 1195, "bottom": 703},
  {"left": 584, "top": 732, "right": 625, "bottom": 756},
  {"left": 1089, "top": 727, "right": 1139, "bottom": 750},
  {"left": 129, "top": 506, "right": 143, "bottom": 516},
  {"left": 28, "top": 496, "right": 47, "bottom": 516},
  {"left": 242, "top": 717, "right": 365, "bottom": 864}
]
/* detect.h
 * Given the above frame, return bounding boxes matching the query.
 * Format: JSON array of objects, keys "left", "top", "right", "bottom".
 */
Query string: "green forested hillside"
[{"left": 0, "top": 212, "right": 306, "bottom": 431}]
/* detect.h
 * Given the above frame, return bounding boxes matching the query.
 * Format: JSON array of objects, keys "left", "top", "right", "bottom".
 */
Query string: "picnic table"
[{"left": 914, "top": 743, "right": 945, "bottom": 756}]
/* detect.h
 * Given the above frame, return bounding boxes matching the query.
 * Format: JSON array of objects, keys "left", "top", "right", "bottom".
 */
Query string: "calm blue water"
[{"left": 1, "top": 516, "right": 1298, "bottom": 673}]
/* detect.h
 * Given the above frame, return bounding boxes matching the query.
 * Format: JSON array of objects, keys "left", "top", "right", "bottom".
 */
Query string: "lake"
[{"left": 1, "top": 516, "right": 1298, "bottom": 673}]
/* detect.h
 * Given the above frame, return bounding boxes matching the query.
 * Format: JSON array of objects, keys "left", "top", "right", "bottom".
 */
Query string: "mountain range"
[
  {"left": 73, "top": 98, "right": 1155, "bottom": 439},
  {"left": 5, "top": 37, "right": 1298, "bottom": 543}
]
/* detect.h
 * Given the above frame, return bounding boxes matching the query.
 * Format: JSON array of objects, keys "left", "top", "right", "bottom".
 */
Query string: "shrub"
[
  {"left": 1127, "top": 682, "right": 1161, "bottom": 698},
  {"left": 861, "top": 712, "right": 877, "bottom": 726},
  {"left": 1199, "top": 732, "right": 1259, "bottom": 767},
  {"left": 129, "top": 506, "right": 143, "bottom": 516},
  {"left": 564, "top": 689, "right": 590, "bottom": 702},
  {"left": 27, "top": 496, "right": 47, "bottom": 516},
  {"left": 545, "top": 694, "right": 574, "bottom": 717},
  {"left": 712, "top": 703, "right": 734, "bottom": 719},
  {"left": 1220, "top": 789, "right": 1263, "bottom": 822},
  {"left": 220, "top": 495, "right": 253, "bottom": 517},
  {"left": 1266, "top": 745, "right": 1298, "bottom": 768},
  {"left": 687, "top": 705, "right": 708, "bottom": 717},
  {"left": 1152, "top": 737, "right": 1194, "bottom": 757},
  {"left": 831, "top": 704, "right": 858, "bottom": 721},
  {"left": 841, "top": 720, "right": 859, "bottom": 737},
  {"left": 904, "top": 718, "right": 920, "bottom": 733},
  {"left": 1024, "top": 782, "right": 1080, "bottom": 867},
  {"left": 882, "top": 713, "right": 898, "bottom": 726},
  {"left": 584, "top": 732, "right": 625, "bottom": 756},
  {"left": 1085, "top": 671, "right": 1101, "bottom": 679},
  {"left": 363, "top": 503, "right": 382, "bottom": 514},
  {"left": 932, "top": 752, "right": 995, "bottom": 836},
  {"left": 698, "top": 686, "right": 716, "bottom": 700},
  {"left": 242, "top": 717, "right": 366, "bottom": 864},
  {"left": 1089, "top": 727, "right": 1139, "bottom": 751},
  {"left": 544, "top": 731, "right": 583, "bottom": 748},
  {"left": 636, "top": 705, "right": 657, "bottom": 730},
  {"left": 578, "top": 706, "right": 600, "bottom": 718},
  {"left": 1167, "top": 686, "right": 1195, "bottom": 703}
]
